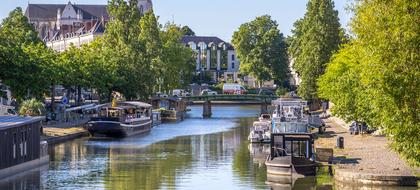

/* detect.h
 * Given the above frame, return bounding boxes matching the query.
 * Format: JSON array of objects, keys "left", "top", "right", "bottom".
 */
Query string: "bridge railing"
[{"left": 180, "top": 94, "right": 278, "bottom": 102}]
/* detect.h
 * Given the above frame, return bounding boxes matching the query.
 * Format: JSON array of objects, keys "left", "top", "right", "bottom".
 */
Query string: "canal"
[{"left": 0, "top": 105, "right": 415, "bottom": 190}]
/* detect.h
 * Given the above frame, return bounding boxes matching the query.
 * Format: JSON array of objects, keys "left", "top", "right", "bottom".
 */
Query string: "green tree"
[
  {"left": 232, "top": 15, "right": 289, "bottom": 86},
  {"left": 180, "top": 26, "right": 195, "bottom": 36},
  {"left": 289, "top": 0, "right": 342, "bottom": 100},
  {"left": 160, "top": 23, "right": 195, "bottom": 91},
  {"left": 103, "top": 0, "right": 151, "bottom": 100},
  {"left": 319, "top": 0, "right": 420, "bottom": 166},
  {"left": 0, "top": 8, "right": 58, "bottom": 101}
]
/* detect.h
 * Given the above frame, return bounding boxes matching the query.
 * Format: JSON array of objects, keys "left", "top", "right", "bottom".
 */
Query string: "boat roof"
[
  {"left": 0, "top": 116, "right": 44, "bottom": 130},
  {"left": 272, "top": 98, "right": 307, "bottom": 106},
  {"left": 253, "top": 121, "right": 270, "bottom": 126},
  {"left": 119, "top": 101, "right": 152, "bottom": 108},
  {"left": 65, "top": 103, "right": 96, "bottom": 112}
]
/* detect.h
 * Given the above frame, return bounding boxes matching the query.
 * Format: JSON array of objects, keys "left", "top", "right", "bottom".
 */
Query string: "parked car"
[
  {"left": 0, "top": 105, "right": 17, "bottom": 116},
  {"left": 172, "top": 89, "right": 190, "bottom": 97},
  {"left": 258, "top": 88, "right": 274, "bottom": 96},
  {"left": 201, "top": 89, "right": 218, "bottom": 96},
  {"left": 222, "top": 83, "right": 247, "bottom": 95},
  {"left": 155, "top": 92, "right": 168, "bottom": 98}
]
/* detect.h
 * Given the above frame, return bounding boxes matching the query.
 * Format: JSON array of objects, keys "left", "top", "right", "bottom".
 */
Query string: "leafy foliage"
[
  {"left": 19, "top": 98, "right": 45, "bottom": 116},
  {"left": 232, "top": 15, "right": 289, "bottom": 86},
  {"left": 319, "top": 0, "right": 420, "bottom": 166},
  {"left": 180, "top": 26, "right": 195, "bottom": 36},
  {"left": 0, "top": 8, "right": 58, "bottom": 101},
  {"left": 289, "top": 0, "right": 343, "bottom": 100}
]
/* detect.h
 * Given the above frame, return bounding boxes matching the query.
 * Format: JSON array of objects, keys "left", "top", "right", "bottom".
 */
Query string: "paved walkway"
[{"left": 315, "top": 117, "right": 420, "bottom": 177}]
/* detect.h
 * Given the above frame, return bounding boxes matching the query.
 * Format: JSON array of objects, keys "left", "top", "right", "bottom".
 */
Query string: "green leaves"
[
  {"left": 0, "top": 8, "right": 57, "bottom": 101},
  {"left": 289, "top": 0, "right": 343, "bottom": 100},
  {"left": 319, "top": 0, "right": 420, "bottom": 166},
  {"left": 232, "top": 15, "right": 289, "bottom": 86}
]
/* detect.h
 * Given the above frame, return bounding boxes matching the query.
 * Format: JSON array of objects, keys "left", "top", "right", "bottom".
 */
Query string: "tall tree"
[
  {"left": 319, "top": 0, "right": 420, "bottom": 166},
  {"left": 232, "top": 15, "right": 289, "bottom": 86},
  {"left": 289, "top": 0, "right": 342, "bottom": 100},
  {"left": 0, "top": 8, "right": 57, "bottom": 101},
  {"left": 161, "top": 23, "right": 195, "bottom": 91},
  {"left": 180, "top": 26, "right": 195, "bottom": 36}
]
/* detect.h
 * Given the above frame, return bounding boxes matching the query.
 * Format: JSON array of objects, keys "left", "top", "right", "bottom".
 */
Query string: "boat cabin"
[
  {"left": 151, "top": 97, "right": 187, "bottom": 122},
  {"left": 0, "top": 116, "right": 48, "bottom": 179},
  {"left": 96, "top": 102, "right": 152, "bottom": 122},
  {"left": 151, "top": 97, "right": 187, "bottom": 112},
  {"left": 270, "top": 133, "right": 314, "bottom": 159}
]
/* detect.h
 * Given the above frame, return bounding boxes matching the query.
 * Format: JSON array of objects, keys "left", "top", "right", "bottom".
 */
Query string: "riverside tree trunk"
[
  {"left": 50, "top": 84, "right": 55, "bottom": 112},
  {"left": 77, "top": 86, "right": 82, "bottom": 106}
]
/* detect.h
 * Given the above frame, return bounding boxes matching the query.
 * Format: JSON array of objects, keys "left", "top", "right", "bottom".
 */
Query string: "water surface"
[{"left": 0, "top": 105, "right": 415, "bottom": 190}]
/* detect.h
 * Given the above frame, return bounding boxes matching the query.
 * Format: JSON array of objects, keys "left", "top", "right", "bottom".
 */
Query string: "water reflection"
[
  {"left": 1, "top": 105, "right": 415, "bottom": 189},
  {"left": 0, "top": 165, "right": 47, "bottom": 190}
]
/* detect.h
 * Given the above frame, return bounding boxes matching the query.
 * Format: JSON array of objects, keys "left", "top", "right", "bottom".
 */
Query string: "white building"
[
  {"left": 289, "top": 58, "right": 301, "bottom": 86},
  {"left": 181, "top": 36, "right": 240, "bottom": 82},
  {"left": 25, "top": 0, "right": 153, "bottom": 52}
]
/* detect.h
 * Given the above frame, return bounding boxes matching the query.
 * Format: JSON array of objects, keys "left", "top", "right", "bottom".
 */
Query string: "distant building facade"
[
  {"left": 25, "top": 0, "right": 153, "bottom": 52},
  {"left": 181, "top": 36, "right": 240, "bottom": 82}
]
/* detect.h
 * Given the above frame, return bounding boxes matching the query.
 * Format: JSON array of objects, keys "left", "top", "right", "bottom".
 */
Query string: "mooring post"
[{"left": 203, "top": 100, "right": 212, "bottom": 118}]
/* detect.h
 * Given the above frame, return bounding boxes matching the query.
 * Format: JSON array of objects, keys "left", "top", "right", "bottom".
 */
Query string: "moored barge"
[
  {"left": 265, "top": 98, "right": 317, "bottom": 183},
  {"left": 86, "top": 101, "right": 152, "bottom": 138}
]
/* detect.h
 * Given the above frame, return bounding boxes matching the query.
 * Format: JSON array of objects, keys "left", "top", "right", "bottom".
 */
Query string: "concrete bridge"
[{"left": 181, "top": 94, "right": 278, "bottom": 118}]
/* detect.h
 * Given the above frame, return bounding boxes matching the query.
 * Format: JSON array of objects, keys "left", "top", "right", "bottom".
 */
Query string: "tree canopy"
[
  {"left": 318, "top": 0, "right": 420, "bottom": 166},
  {"left": 289, "top": 0, "right": 342, "bottom": 100},
  {"left": 0, "top": 8, "right": 58, "bottom": 101},
  {"left": 180, "top": 26, "right": 195, "bottom": 36},
  {"left": 232, "top": 15, "right": 289, "bottom": 86}
]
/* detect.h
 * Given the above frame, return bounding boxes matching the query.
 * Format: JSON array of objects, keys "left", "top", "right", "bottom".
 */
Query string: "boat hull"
[
  {"left": 86, "top": 120, "right": 152, "bottom": 138},
  {"left": 265, "top": 155, "right": 316, "bottom": 182}
]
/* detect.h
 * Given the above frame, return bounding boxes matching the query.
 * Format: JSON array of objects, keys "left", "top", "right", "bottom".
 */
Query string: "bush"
[
  {"left": 19, "top": 98, "right": 45, "bottom": 116},
  {"left": 275, "top": 87, "right": 289, "bottom": 97}
]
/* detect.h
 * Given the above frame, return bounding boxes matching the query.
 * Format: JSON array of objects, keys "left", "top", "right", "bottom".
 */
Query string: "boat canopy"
[
  {"left": 65, "top": 103, "right": 96, "bottom": 112},
  {"left": 119, "top": 101, "right": 152, "bottom": 108},
  {"left": 272, "top": 121, "right": 310, "bottom": 134},
  {"left": 253, "top": 121, "right": 270, "bottom": 127}
]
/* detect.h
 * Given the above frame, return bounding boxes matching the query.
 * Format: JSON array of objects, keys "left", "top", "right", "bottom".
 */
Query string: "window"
[
  {"left": 13, "top": 133, "right": 16, "bottom": 159},
  {"left": 231, "top": 62, "right": 235, "bottom": 69},
  {"left": 220, "top": 50, "right": 228, "bottom": 70},
  {"left": 210, "top": 45, "right": 217, "bottom": 69},
  {"left": 21, "top": 131, "right": 24, "bottom": 157},
  {"left": 24, "top": 131, "right": 27, "bottom": 156},
  {"left": 232, "top": 54, "right": 235, "bottom": 61}
]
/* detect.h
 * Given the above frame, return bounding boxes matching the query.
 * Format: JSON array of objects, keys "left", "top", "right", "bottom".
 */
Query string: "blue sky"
[{"left": 1, "top": 0, "right": 353, "bottom": 42}]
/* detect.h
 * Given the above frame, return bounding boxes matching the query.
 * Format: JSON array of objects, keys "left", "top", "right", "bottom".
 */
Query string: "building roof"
[
  {"left": 0, "top": 116, "right": 44, "bottom": 130},
  {"left": 25, "top": 3, "right": 109, "bottom": 21},
  {"left": 25, "top": 4, "right": 66, "bottom": 20},
  {"left": 181, "top": 36, "right": 234, "bottom": 50}
]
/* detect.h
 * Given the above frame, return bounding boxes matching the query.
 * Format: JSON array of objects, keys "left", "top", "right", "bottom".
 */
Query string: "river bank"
[
  {"left": 316, "top": 117, "right": 420, "bottom": 186},
  {"left": 42, "top": 127, "right": 89, "bottom": 145}
]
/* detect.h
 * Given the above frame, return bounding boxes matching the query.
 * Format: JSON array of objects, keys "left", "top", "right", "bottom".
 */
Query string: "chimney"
[{"left": 57, "top": 8, "right": 61, "bottom": 30}]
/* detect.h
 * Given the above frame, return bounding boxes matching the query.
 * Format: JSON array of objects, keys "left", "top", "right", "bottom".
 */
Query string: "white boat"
[
  {"left": 248, "top": 121, "right": 271, "bottom": 143},
  {"left": 259, "top": 114, "right": 272, "bottom": 124},
  {"left": 266, "top": 98, "right": 317, "bottom": 182}
]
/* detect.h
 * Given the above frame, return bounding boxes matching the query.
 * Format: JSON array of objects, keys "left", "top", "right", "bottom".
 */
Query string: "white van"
[{"left": 222, "top": 84, "right": 247, "bottom": 95}]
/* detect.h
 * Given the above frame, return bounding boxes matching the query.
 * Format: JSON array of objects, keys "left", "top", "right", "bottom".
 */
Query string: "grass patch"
[{"left": 316, "top": 166, "right": 333, "bottom": 185}]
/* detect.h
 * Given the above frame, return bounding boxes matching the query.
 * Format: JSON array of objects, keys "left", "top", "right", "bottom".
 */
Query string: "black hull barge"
[{"left": 86, "top": 101, "right": 153, "bottom": 138}]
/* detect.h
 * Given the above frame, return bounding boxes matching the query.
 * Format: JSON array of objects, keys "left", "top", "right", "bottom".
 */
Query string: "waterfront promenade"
[{"left": 316, "top": 117, "right": 420, "bottom": 186}]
